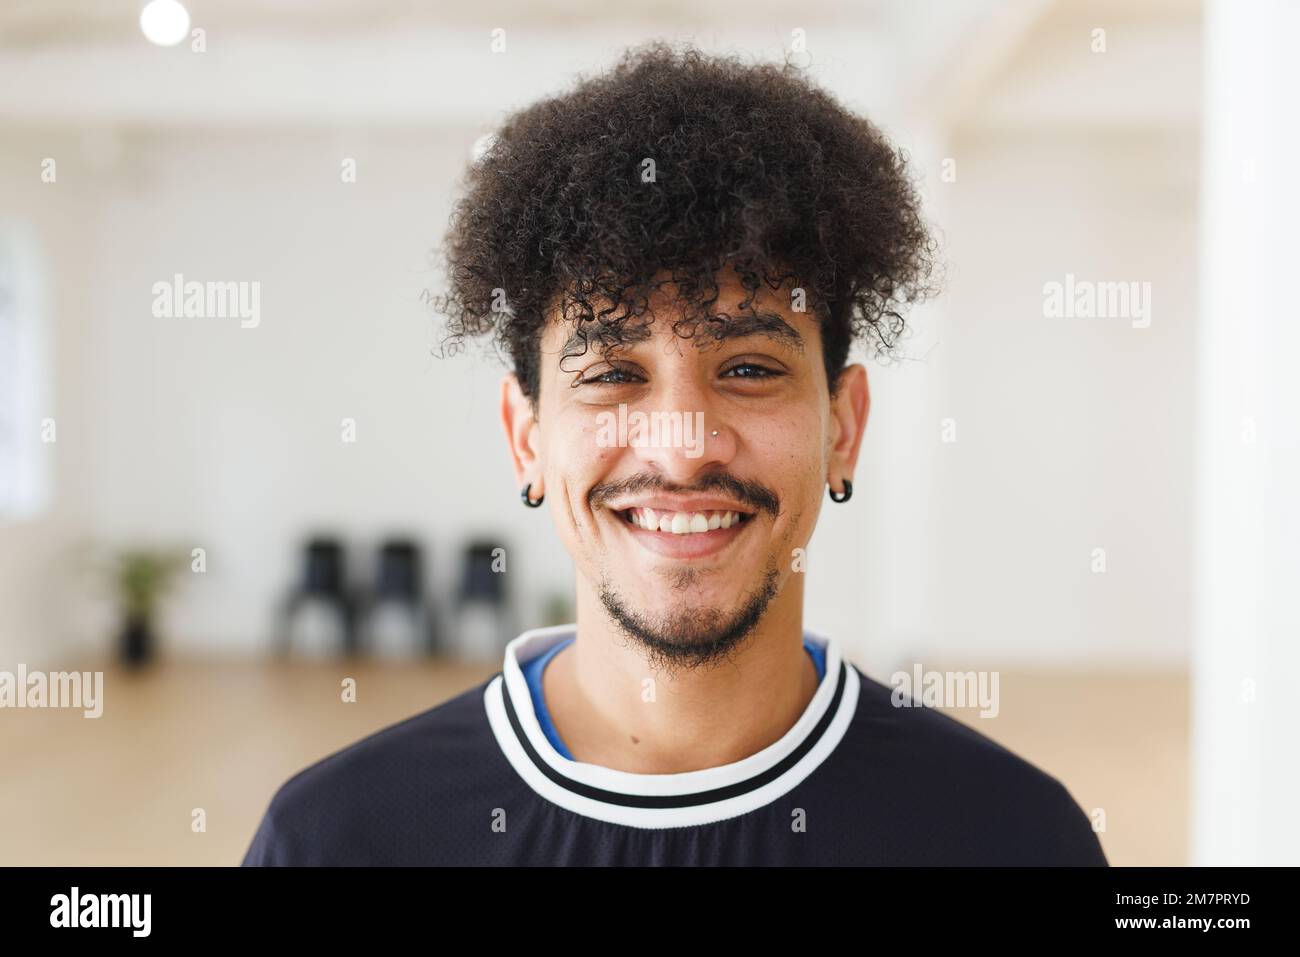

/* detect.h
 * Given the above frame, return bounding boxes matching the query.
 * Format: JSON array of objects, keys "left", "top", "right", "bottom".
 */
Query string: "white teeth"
[{"left": 627, "top": 507, "right": 748, "bottom": 535}]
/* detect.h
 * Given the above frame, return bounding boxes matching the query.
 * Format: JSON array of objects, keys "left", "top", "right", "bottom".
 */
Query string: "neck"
[{"left": 542, "top": 576, "right": 817, "bottom": 773}]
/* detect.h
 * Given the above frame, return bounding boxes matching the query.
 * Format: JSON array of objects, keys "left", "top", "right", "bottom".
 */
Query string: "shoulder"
[
  {"left": 836, "top": 665, "right": 1107, "bottom": 865},
  {"left": 241, "top": 676, "right": 503, "bottom": 865}
]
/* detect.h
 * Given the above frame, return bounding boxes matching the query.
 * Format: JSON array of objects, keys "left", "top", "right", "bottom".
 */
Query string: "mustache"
[{"left": 589, "top": 470, "right": 780, "bottom": 517}]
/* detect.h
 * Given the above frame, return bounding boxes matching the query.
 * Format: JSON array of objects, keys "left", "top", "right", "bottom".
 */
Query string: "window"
[{"left": 0, "top": 222, "right": 49, "bottom": 520}]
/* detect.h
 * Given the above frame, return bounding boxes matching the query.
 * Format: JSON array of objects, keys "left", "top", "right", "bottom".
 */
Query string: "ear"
[
  {"left": 501, "top": 373, "right": 542, "bottom": 494},
  {"left": 828, "top": 363, "right": 869, "bottom": 484}
]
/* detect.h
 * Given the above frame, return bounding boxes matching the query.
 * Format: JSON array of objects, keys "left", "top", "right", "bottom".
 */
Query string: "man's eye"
[
  {"left": 580, "top": 366, "right": 641, "bottom": 385},
  {"left": 722, "top": 363, "right": 781, "bottom": 379}
]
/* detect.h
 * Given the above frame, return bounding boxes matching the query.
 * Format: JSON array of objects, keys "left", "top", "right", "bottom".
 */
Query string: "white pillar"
[{"left": 1192, "top": 0, "right": 1300, "bottom": 866}]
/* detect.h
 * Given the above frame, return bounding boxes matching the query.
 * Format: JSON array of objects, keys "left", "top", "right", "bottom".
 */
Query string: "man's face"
[{"left": 504, "top": 270, "right": 866, "bottom": 672}]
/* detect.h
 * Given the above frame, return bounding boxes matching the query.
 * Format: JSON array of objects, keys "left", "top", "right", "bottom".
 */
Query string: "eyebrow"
[
  {"left": 560, "top": 310, "right": 805, "bottom": 357},
  {"left": 703, "top": 312, "right": 805, "bottom": 352}
]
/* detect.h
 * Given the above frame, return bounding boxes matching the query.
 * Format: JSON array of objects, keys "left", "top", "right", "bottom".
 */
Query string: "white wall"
[
  {"left": 0, "top": 2, "right": 1202, "bottom": 671},
  {"left": 911, "top": 128, "right": 1198, "bottom": 669},
  {"left": 1, "top": 127, "right": 582, "bottom": 662},
  {"left": 1192, "top": 0, "right": 1300, "bottom": 866},
  {"left": 0, "top": 120, "right": 1198, "bottom": 671}
]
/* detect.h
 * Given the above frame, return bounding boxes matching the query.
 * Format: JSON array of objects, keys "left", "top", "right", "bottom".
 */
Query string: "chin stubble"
[{"left": 597, "top": 563, "right": 781, "bottom": 677}]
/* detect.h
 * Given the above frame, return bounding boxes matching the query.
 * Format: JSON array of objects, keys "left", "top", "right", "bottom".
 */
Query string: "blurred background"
[{"left": 1, "top": 0, "right": 1296, "bottom": 866}]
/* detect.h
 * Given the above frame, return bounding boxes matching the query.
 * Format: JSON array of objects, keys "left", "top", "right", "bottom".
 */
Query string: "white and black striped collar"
[{"left": 483, "top": 623, "right": 860, "bottom": 829}]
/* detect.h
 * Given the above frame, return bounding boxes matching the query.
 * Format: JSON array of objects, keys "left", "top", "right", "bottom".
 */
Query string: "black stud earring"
[
  {"left": 520, "top": 483, "right": 544, "bottom": 507},
  {"left": 828, "top": 479, "right": 853, "bottom": 503}
]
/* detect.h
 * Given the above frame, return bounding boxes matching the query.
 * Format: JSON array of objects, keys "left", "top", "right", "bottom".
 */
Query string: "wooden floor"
[{"left": 0, "top": 657, "right": 1187, "bottom": 866}]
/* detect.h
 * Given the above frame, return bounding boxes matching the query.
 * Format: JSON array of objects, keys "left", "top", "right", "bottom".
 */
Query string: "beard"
[{"left": 597, "top": 562, "right": 781, "bottom": 676}]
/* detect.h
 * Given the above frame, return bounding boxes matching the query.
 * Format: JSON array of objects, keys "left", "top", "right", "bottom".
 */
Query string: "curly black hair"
[{"left": 433, "top": 40, "right": 938, "bottom": 403}]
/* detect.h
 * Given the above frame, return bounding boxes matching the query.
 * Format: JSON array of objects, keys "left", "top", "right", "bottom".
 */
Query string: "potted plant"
[{"left": 107, "top": 548, "right": 188, "bottom": 668}]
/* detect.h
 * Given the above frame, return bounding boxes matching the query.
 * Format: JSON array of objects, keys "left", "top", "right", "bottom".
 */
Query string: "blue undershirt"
[{"left": 522, "top": 636, "right": 827, "bottom": 761}]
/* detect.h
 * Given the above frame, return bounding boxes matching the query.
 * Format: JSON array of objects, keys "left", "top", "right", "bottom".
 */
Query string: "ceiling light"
[{"left": 140, "top": 0, "right": 190, "bottom": 48}]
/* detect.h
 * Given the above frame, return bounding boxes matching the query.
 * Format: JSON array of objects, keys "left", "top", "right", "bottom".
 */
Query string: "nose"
[{"left": 624, "top": 372, "right": 737, "bottom": 484}]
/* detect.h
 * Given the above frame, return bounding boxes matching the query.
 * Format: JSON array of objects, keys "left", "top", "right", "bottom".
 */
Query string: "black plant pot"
[{"left": 120, "top": 613, "right": 154, "bottom": 668}]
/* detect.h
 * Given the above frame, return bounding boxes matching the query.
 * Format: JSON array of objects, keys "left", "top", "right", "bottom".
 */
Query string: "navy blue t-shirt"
[{"left": 242, "top": 626, "right": 1107, "bottom": 865}]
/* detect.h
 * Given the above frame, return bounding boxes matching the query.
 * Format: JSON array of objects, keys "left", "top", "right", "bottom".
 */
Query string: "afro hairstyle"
[{"left": 433, "top": 40, "right": 938, "bottom": 403}]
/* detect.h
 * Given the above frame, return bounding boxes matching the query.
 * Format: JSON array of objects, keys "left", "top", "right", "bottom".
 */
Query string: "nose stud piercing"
[
  {"left": 520, "top": 483, "right": 544, "bottom": 507},
  {"left": 828, "top": 479, "right": 853, "bottom": 503}
]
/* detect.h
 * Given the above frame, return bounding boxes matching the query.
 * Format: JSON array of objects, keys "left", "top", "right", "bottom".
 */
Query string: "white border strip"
[
  {"left": 500, "top": 624, "right": 843, "bottom": 796},
  {"left": 483, "top": 630, "right": 859, "bottom": 829}
]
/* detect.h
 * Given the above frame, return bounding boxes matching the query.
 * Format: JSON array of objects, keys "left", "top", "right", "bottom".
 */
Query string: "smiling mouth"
[{"left": 617, "top": 507, "right": 754, "bottom": 535}]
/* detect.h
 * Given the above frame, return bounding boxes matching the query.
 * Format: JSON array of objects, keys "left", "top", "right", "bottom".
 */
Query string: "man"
[{"left": 243, "top": 42, "right": 1106, "bottom": 865}]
